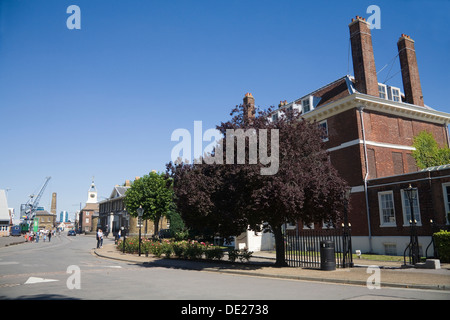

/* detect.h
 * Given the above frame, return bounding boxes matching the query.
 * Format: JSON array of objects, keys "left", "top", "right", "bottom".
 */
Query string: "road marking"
[
  {"left": 0, "top": 261, "right": 19, "bottom": 265},
  {"left": 104, "top": 266, "right": 122, "bottom": 268},
  {"left": 24, "top": 277, "right": 59, "bottom": 284},
  {"left": 0, "top": 283, "right": 20, "bottom": 288}
]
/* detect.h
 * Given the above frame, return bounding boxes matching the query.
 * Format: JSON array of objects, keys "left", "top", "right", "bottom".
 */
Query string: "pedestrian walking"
[
  {"left": 48, "top": 230, "right": 52, "bottom": 242},
  {"left": 36, "top": 231, "right": 40, "bottom": 243},
  {"left": 97, "top": 229, "right": 103, "bottom": 248},
  {"left": 43, "top": 231, "right": 47, "bottom": 242}
]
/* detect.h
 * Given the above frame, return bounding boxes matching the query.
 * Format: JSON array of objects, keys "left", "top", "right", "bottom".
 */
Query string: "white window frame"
[
  {"left": 302, "top": 222, "right": 314, "bottom": 230},
  {"left": 318, "top": 120, "right": 329, "bottom": 142},
  {"left": 378, "top": 191, "right": 396, "bottom": 227},
  {"left": 322, "top": 219, "right": 335, "bottom": 229},
  {"left": 285, "top": 221, "right": 296, "bottom": 230},
  {"left": 400, "top": 188, "right": 422, "bottom": 226},
  {"left": 390, "top": 86, "right": 401, "bottom": 102},
  {"left": 302, "top": 97, "right": 312, "bottom": 113},
  {"left": 441, "top": 183, "right": 450, "bottom": 225},
  {"left": 378, "top": 84, "right": 387, "bottom": 99},
  {"left": 271, "top": 112, "right": 279, "bottom": 122}
]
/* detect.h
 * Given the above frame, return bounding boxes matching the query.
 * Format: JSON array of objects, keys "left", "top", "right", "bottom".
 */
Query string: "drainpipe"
[
  {"left": 445, "top": 122, "right": 450, "bottom": 148},
  {"left": 358, "top": 106, "right": 373, "bottom": 252}
]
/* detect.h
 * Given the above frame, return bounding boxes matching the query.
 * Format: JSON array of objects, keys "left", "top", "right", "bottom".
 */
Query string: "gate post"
[{"left": 342, "top": 225, "right": 353, "bottom": 268}]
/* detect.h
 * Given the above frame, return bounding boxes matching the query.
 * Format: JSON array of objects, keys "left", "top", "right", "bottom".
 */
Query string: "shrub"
[
  {"left": 184, "top": 240, "right": 205, "bottom": 260},
  {"left": 434, "top": 230, "right": 450, "bottom": 263},
  {"left": 227, "top": 249, "right": 240, "bottom": 262},
  {"left": 161, "top": 240, "right": 174, "bottom": 258},
  {"left": 150, "top": 242, "right": 164, "bottom": 257},
  {"left": 239, "top": 248, "right": 253, "bottom": 263},
  {"left": 172, "top": 241, "right": 188, "bottom": 258},
  {"left": 227, "top": 248, "right": 253, "bottom": 262},
  {"left": 204, "top": 245, "right": 224, "bottom": 260}
]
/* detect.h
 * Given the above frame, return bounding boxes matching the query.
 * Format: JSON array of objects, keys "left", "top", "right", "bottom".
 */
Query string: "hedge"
[
  {"left": 434, "top": 230, "right": 450, "bottom": 263},
  {"left": 116, "top": 237, "right": 253, "bottom": 262},
  {"left": 116, "top": 237, "right": 252, "bottom": 262}
]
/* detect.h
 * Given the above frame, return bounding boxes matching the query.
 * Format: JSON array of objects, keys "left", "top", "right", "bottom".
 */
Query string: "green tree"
[
  {"left": 124, "top": 171, "right": 174, "bottom": 235},
  {"left": 412, "top": 131, "right": 450, "bottom": 169}
]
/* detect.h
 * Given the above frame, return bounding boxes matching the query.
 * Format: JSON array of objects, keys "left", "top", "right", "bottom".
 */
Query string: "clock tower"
[{"left": 87, "top": 178, "right": 97, "bottom": 204}]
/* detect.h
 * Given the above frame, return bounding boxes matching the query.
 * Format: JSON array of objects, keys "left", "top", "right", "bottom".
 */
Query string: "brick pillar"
[
  {"left": 397, "top": 34, "right": 424, "bottom": 107},
  {"left": 349, "top": 16, "right": 379, "bottom": 97}
]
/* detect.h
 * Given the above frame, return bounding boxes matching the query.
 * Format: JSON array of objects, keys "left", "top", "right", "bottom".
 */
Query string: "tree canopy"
[
  {"left": 167, "top": 104, "right": 348, "bottom": 266},
  {"left": 124, "top": 171, "right": 174, "bottom": 235},
  {"left": 412, "top": 131, "right": 450, "bottom": 169}
]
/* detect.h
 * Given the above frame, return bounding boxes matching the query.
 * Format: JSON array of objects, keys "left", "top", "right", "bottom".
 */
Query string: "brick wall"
[
  {"left": 364, "top": 110, "right": 447, "bottom": 148},
  {"left": 367, "top": 168, "right": 450, "bottom": 237}
]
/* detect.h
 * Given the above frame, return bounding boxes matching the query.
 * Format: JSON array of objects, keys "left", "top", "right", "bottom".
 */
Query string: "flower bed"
[{"left": 116, "top": 237, "right": 252, "bottom": 262}]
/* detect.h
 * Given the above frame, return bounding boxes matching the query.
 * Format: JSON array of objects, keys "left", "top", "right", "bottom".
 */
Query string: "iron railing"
[{"left": 284, "top": 227, "right": 353, "bottom": 269}]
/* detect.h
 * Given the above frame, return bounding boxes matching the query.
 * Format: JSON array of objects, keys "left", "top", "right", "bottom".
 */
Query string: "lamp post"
[
  {"left": 342, "top": 187, "right": 353, "bottom": 268},
  {"left": 121, "top": 226, "right": 126, "bottom": 254},
  {"left": 405, "top": 184, "right": 420, "bottom": 265},
  {"left": 137, "top": 206, "right": 144, "bottom": 257}
]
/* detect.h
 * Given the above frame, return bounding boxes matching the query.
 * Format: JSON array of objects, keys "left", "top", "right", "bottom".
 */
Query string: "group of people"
[{"left": 25, "top": 229, "right": 54, "bottom": 243}]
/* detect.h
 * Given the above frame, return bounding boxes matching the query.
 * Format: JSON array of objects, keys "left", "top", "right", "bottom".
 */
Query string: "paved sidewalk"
[
  {"left": 0, "top": 236, "right": 26, "bottom": 247},
  {"left": 93, "top": 243, "right": 450, "bottom": 291}
]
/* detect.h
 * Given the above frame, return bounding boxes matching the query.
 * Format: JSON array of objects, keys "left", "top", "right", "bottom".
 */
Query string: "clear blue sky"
[{"left": 1, "top": 0, "right": 449, "bottom": 222}]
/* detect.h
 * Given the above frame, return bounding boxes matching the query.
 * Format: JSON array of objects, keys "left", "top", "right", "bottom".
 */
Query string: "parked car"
[
  {"left": 68, "top": 230, "right": 76, "bottom": 236},
  {"left": 158, "top": 229, "right": 172, "bottom": 239}
]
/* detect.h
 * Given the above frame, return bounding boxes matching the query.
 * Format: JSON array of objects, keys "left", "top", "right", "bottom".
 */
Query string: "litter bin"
[{"left": 320, "top": 240, "right": 336, "bottom": 271}]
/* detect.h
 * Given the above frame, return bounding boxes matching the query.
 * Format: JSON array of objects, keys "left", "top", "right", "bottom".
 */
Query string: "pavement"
[{"left": 92, "top": 240, "right": 450, "bottom": 292}]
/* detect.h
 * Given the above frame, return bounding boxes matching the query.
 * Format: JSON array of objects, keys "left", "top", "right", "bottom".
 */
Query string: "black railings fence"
[{"left": 284, "top": 227, "right": 353, "bottom": 269}]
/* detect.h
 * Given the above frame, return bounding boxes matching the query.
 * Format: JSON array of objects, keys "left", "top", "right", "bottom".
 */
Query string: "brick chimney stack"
[
  {"left": 397, "top": 34, "right": 424, "bottom": 107},
  {"left": 51, "top": 192, "right": 57, "bottom": 215},
  {"left": 349, "top": 16, "right": 379, "bottom": 97},
  {"left": 243, "top": 92, "right": 255, "bottom": 124}
]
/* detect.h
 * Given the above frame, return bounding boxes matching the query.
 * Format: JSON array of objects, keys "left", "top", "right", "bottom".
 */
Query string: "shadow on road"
[
  {"left": 133, "top": 256, "right": 277, "bottom": 272},
  {"left": 0, "top": 294, "right": 81, "bottom": 300}
]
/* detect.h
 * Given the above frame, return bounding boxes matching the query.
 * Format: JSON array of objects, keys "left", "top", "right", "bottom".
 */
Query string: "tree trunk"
[
  {"left": 273, "top": 224, "right": 288, "bottom": 267},
  {"left": 154, "top": 216, "right": 160, "bottom": 236}
]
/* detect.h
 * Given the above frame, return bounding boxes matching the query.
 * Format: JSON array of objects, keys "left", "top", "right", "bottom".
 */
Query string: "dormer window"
[
  {"left": 272, "top": 113, "right": 279, "bottom": 122},
  {"left": 387, "top": 86, "right": 401, "bottom": 102},
  {"left": 378, "top": 84, "right": 387, "bottom": 99},
  {"left": 302, "top": 97, "right": 311, "bottom": 113}
]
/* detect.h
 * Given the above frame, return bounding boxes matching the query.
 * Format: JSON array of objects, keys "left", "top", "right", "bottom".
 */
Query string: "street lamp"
[
  {"left": 121, "top": 226, "right": 126, "bottom": 254},
  {"left": 137, "top": 206, "right": 144, "bottom": 256},
  {"left": 405, "top": 184, "right": 420, "bottom": 265}
]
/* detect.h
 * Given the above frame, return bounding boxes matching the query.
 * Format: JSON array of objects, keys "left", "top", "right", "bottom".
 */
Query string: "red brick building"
[{"left": 259, "top": 16, "right": 450, "bottom": 255}]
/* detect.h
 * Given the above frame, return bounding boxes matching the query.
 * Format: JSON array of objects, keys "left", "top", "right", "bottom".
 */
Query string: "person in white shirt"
[{"left": 96, "top": 229, "right": 104, "bottom": 248}]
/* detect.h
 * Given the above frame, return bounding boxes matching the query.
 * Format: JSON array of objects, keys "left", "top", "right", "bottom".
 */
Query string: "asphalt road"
[{"left": 0, "top": 234, "right": 449, "bottom": 303}]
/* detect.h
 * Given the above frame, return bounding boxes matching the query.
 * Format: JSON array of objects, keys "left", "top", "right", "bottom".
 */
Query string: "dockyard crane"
[{"left": 20, "top": 176, "right": 51, "bottom": 221}]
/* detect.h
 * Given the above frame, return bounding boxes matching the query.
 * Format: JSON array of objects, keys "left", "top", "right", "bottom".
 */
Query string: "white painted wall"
[
  {"left": 352, "top": 236, "right": 434, "bottom": 256},
  {"left": 235, "top": 229, "right": 275, "bottom": 252}
]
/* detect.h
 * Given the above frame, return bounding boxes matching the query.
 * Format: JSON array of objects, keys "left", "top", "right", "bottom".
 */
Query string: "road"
[{"left": 0, "top": 234, "right": 449, "bottom": 303}]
